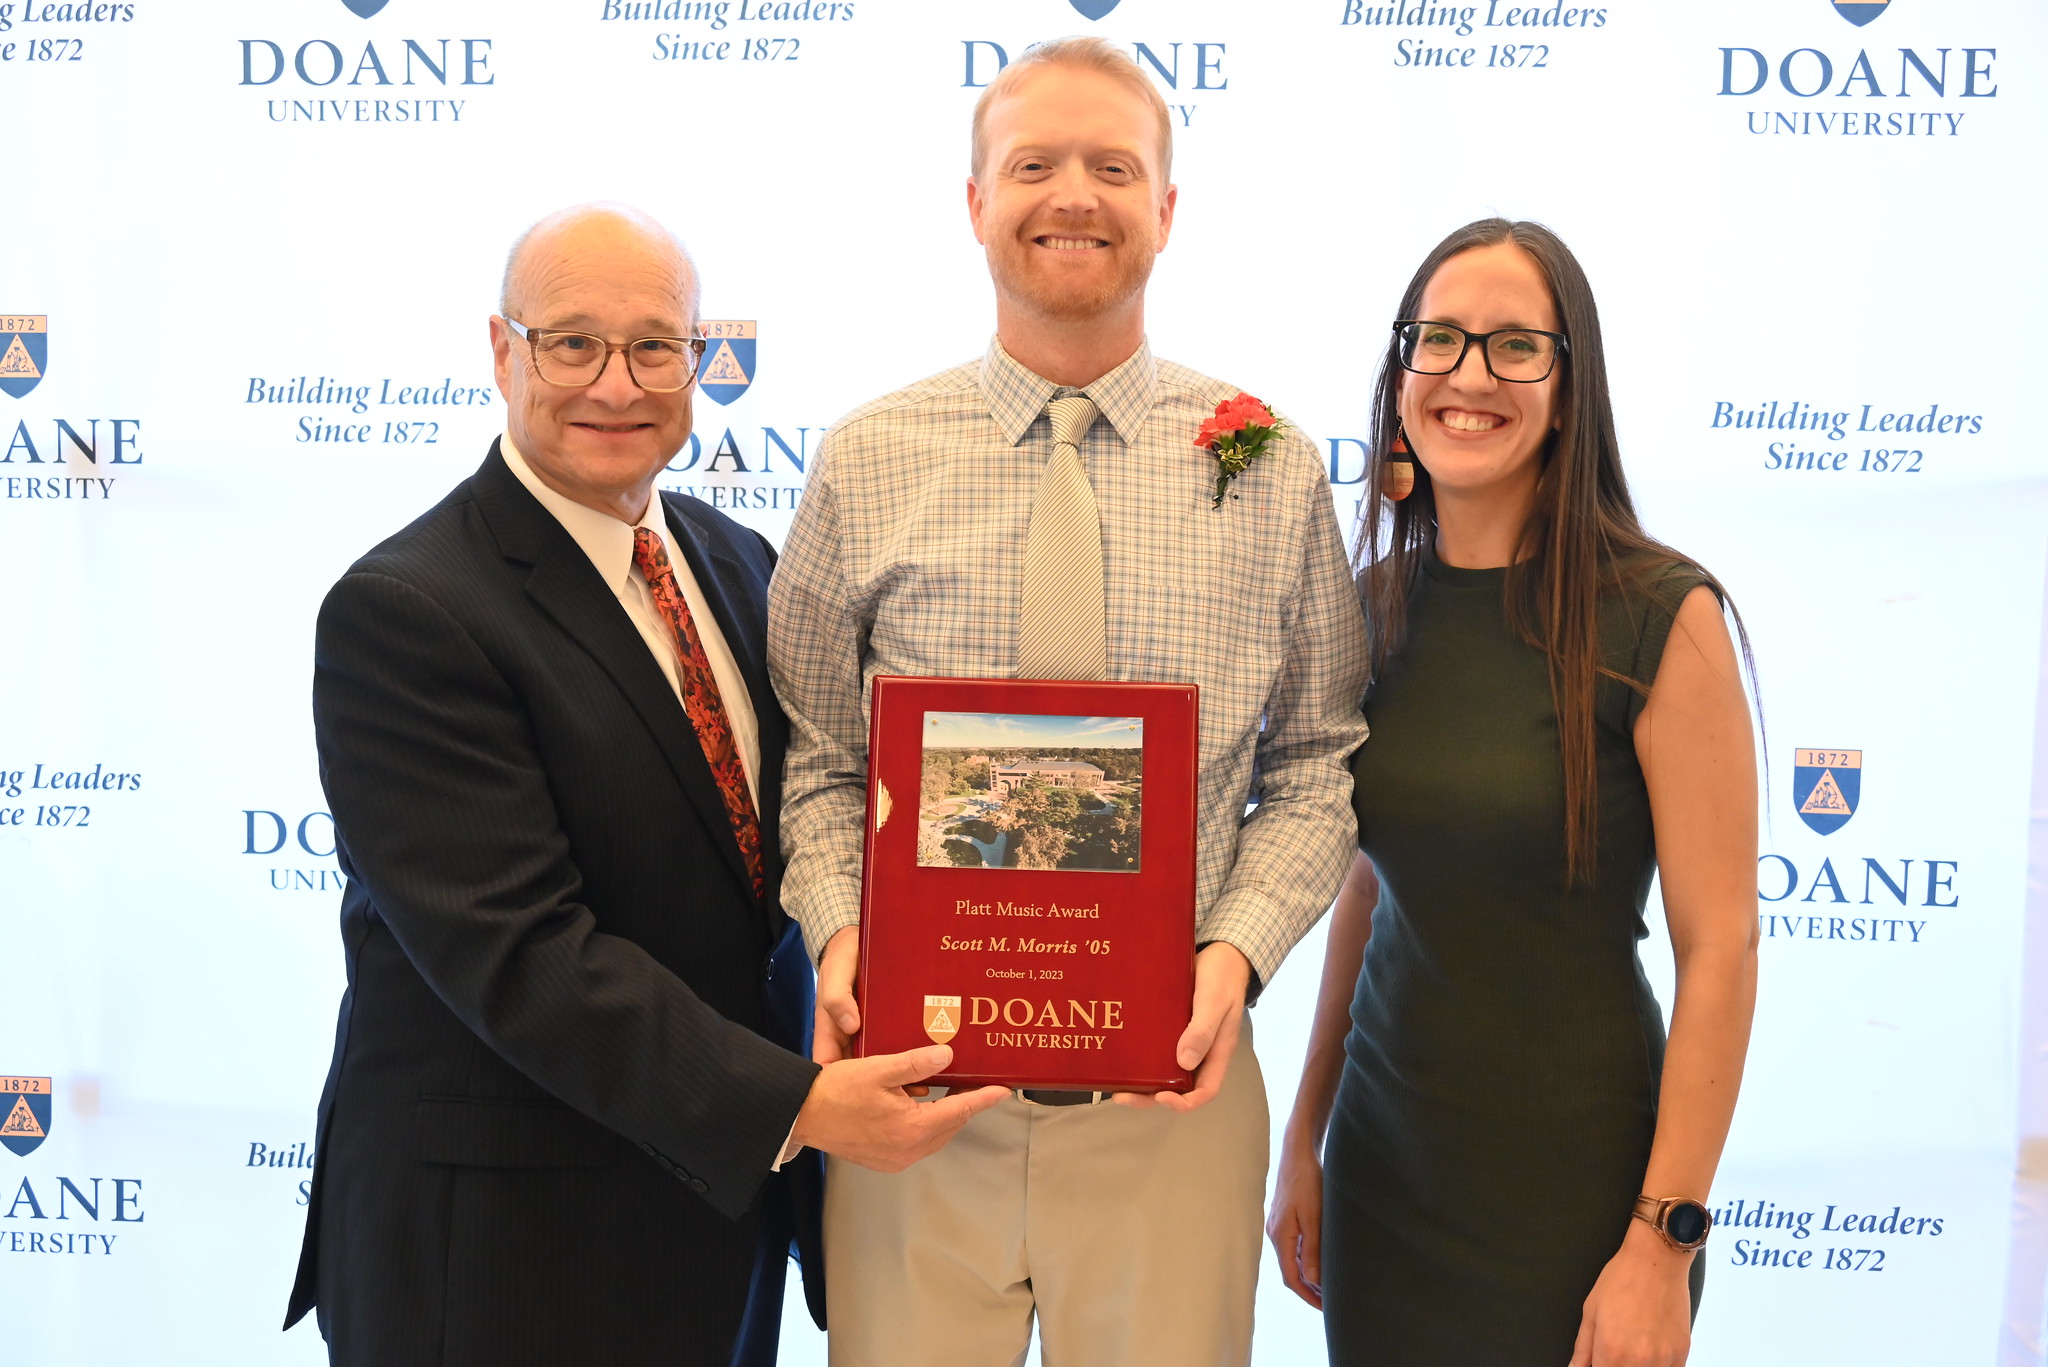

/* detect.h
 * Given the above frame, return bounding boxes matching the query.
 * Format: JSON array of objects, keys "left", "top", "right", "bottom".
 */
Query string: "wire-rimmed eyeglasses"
[{"left": 502, "top": 317, "right": 707, "bottom": 393}]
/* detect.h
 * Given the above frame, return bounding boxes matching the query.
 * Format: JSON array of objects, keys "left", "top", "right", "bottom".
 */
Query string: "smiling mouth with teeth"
[
  {"left": 1037, "top": 235, "right": 1109, "bottom": 250},
  {"left": 1437, "top": 410, "right": 1505, "bottom": 433}
]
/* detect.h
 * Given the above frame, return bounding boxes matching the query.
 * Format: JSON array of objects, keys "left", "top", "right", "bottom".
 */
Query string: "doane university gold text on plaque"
[{"left": 923, "top": 895, "right": 1125, "bottom": 1052}]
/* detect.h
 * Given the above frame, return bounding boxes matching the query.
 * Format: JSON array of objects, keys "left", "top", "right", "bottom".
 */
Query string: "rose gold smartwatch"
[{"left": 1632, "top": 1195, "right": 1712, "bottom": 1252}]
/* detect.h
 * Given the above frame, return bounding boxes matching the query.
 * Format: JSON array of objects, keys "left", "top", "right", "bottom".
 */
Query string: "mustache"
[{"left": 1029, "top": 216, "right": 1116, "bottom": 242}]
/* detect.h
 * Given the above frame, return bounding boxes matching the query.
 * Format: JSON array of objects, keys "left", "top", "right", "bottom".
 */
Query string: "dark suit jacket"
[{"left": 285, "top": 444, "right": 824, "bottom": 1366}]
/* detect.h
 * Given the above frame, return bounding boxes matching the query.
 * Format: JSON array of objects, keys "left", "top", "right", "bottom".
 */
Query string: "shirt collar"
[
  {"left": 977, "top": 335, "right": 1157, "bottom": 448},
  {"left": 500, "top": 432, "right": 671, "bottom": 595}
]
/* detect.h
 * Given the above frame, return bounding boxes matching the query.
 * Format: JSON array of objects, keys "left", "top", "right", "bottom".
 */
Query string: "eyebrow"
[
  {"left": 541, "top": 313, "right": 689, "bottom": 335},
  {"left": 1420, "top": 315, "right": 1552, "bottom": 332},
  {"left": 1008, "top": 143, "right": 1150, "bottom": 169}
]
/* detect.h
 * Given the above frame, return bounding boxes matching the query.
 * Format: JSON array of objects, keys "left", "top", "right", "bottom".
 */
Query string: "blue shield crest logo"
[
  {"left": 1070, "top": 0, "right": 1121, "bottom": 17},
  {"left": 341, "top": 0, "right": 391, "bottom": 17},
  {"left": 698, "top": 321, "right": 757, "bottom": 407},
  {"left": 1, "top": 1077, "right": 52, "bottom": 1157},
  {"left": 0, "top": 316, "right": 47, "bottom": 399},
  {"left": 1833, "top": 0, "right": 1889, "bottom": 26},
  {"left": 1793, "top": 748, "right": 1861, "bottom": 835}
]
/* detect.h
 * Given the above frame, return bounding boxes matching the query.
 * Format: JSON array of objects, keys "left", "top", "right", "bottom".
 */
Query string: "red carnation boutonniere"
[{"left": 1195, "top": 392, "right": 1284, "bottom": 509}]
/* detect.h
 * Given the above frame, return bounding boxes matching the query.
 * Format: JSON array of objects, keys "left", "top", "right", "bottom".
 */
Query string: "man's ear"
[
  {"left": 967, "top": 175, "right": 989, "bottom": 245},
  {"left": 1154, "top": 183, "right": 1178, "bottom": 253},
  {"left": 489, "top": 314, "right": 516, "bottom": 406}
]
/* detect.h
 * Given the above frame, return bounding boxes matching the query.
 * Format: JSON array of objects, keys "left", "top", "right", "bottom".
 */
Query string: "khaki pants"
[{"left": 822, "top": 1030, "right": 1268, "bottom": 1367}]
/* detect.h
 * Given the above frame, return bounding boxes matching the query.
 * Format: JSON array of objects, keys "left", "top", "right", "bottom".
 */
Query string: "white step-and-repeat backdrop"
[{"left": 4, "top": 0, "right": 2045, "bottom": 1362}]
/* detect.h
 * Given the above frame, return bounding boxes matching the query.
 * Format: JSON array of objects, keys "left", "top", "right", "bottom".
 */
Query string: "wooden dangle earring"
[{"left": 1383, "top": 423, "right": 1416, "bottom": 501}]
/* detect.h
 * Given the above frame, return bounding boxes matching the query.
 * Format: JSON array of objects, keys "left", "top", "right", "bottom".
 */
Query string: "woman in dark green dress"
[{"left": 1267, "top": 220, "right": 1760, "bottom": 1367}]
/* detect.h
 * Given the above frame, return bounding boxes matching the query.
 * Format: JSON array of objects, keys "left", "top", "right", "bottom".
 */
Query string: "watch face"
[{"left": 1665, "top": 1200, "right": 1710, "bottom": 1247}]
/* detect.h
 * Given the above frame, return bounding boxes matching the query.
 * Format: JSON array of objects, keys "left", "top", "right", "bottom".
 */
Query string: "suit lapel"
[{"left": 470, "top": 448, "right": 757, "bottom": 900}]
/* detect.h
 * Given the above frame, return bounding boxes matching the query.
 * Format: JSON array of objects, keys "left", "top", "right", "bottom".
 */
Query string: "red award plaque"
[{"left": 855, "top": 677, "right": 1198, "bottom": 1093}]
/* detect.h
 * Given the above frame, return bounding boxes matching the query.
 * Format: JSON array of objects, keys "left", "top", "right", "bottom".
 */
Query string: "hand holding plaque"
[
  {"left": 1118, "top": 940, "right": 1251, "bottom": 1111},
  {"left": 854, "top": 678, "right": 1199, "bottom": 1094}
]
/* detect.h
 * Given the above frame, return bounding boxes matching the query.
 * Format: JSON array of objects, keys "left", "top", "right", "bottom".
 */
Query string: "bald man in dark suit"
[{"left": 284, "top": 203, "right": 1006, "bottom": 1367}]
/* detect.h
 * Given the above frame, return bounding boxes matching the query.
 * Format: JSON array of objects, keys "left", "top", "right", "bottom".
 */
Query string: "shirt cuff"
[
  {"left": 769, "top": 1119, "right": 803, "bottom": 1172},
  {"left": 797, "top": 895, "right": 863, "bottom": 966},
  {"left": 1198, "top": 889, "right": 1294, "bottom": 995}
]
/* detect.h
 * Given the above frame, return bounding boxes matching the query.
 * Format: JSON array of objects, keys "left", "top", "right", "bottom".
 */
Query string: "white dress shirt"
[
  {"left": 503, "top": 435, "right": 801, "bottom": 1168},
  {"left": 502, "top": 434, "right": 759, "bottom": 804}
]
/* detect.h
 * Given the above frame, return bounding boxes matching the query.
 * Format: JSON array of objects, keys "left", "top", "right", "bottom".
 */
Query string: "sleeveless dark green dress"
[{"left": 1322, "top": 547, "right": 1709, "bottom": 1365}]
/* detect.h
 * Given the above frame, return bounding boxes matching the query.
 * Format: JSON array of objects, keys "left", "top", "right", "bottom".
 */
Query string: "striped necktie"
[
  {"left": 630, "top": 526, "right": 765, "bottom": 901},
  {"left": 1017, "top": 394, "right": 1105, "bottom": 681}
]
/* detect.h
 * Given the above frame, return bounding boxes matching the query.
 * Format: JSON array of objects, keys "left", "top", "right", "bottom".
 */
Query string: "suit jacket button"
[
  {"left": 689, "top": 1178, "right": 709, "bottom": 1194},
  {"left": 764, "top": 958, "right": 776, "bottom": 981}
]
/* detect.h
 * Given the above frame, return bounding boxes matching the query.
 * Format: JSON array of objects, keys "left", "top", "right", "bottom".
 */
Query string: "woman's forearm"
[
  {"left": 1640, "top": 934, "right": 1758, "bottom": 1201},
  {"left": 1284, "top": 851, "right": 1379, "bottom": 1151}
]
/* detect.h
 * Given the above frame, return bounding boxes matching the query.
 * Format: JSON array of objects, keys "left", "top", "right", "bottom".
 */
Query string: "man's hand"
[
  {"left": 1115, "top": 941, "right": 1251, "bottom": 1112},
  {"left": 788, "top": 1044, "right": 1010, "bottom": 1173},
  {"left": 813, "top": 925, "right": 861, "bottom": 1065}
]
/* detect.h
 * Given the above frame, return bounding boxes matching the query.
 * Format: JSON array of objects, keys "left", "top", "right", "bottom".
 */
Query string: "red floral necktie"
[{"left": 631, "top": 526, "right": 765, "bottom": 901}]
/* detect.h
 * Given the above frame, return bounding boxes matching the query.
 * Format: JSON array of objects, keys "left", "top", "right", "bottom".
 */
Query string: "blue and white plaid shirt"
[{"left": 767, "top": 338, "right": 1370, "bottom": 987}]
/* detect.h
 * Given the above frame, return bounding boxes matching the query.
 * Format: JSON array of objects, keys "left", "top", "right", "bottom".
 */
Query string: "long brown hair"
[{"left": 1354, "top": 218, "right": 1756, "bottom": 884}]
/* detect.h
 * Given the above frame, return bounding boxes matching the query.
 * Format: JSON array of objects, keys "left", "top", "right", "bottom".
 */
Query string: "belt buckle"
[{"left": 1016, "top": 1089, "right": 1108, "bottom": 1107}]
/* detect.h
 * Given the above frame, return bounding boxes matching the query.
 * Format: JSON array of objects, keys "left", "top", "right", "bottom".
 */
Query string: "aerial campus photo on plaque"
[{"left": 916, "top": 712, "right": 1144, "bottom": 874}]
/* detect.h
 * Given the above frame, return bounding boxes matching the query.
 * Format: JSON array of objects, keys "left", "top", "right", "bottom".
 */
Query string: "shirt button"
[{"left": 689, "top": 1178, "right": 709, "bottom": 1194}]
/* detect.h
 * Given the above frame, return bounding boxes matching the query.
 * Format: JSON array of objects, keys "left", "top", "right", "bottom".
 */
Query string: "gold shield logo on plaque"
[{"left": 923, "top": 995, "right": 962, "bottom": 1044}]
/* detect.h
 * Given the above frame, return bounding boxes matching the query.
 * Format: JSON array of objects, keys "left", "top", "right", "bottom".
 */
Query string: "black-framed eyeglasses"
[
  {"left": 1392, "top": 319, "right": 1568, "bottom": 384},
  {"left": 502, "top": 317, "right": 707, "bottom": 393}
]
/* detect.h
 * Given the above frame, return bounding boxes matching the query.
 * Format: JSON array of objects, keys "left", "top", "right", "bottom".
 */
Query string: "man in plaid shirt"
[{"left": 767, "top": 37, "right": 1369, "bottom": 1366}]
